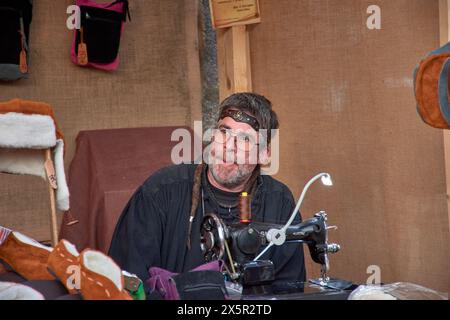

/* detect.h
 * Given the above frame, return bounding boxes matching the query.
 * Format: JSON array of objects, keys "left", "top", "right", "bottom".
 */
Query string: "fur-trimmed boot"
[
  {"left": 47, "top": 239, "right": 80, "bottom": 294},
  {"left": 0, "top": 232, "right": 54, "bottom": 280},
  {"left": 0, "top": 282, "right": 45, "bottom": 300},
  {"left": 79, "top": 249, "right": 131, "bottom": 300}
]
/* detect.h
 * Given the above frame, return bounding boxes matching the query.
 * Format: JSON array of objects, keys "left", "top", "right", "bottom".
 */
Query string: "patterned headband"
[{"left": 219, "top": 109, "right": 260, "bottom": 131}]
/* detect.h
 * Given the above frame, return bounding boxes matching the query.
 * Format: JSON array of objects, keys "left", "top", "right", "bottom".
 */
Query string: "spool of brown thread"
[{"left": 239, "top": 192, "right": 251, "bottom": 224}]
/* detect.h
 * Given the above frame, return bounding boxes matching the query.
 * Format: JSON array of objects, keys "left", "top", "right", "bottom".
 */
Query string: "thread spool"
[{"left": 239, "top": 192, "right": 251, "bottom": 224}]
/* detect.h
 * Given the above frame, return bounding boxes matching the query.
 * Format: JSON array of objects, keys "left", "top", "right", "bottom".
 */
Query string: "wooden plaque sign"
[{"left": 209, "top": 0, "right": 261, "bottom": 29}]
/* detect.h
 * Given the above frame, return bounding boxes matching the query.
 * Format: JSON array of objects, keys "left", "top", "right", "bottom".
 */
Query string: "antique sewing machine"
[{"left": 200, "top": 173, "right": 354, "bottom": 299}]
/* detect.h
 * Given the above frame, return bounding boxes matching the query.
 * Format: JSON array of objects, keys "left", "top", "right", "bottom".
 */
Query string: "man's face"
[{"left": 207, "top": 115, "right": 259, "bottom": 189}]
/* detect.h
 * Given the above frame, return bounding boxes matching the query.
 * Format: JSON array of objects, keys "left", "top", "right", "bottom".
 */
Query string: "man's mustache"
[{"left": 213, "top": 153, "right": 240, "bottom": 164}]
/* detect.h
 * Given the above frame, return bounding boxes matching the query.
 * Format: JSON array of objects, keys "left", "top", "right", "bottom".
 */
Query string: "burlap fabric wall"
[
  {"left": 0, "top": 0, "right": 201, "bottom": 241},
  {"left": 1, "top": 0, "right": 448, "bottom": 294},
  {"left": 249, "top": 0, "right": 449, "bottom": 292}
]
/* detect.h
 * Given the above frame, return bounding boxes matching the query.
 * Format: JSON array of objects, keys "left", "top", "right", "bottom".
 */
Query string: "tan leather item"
[
  {"left": 19, "top": 50, "right": 28, "bottom": 74},
  {"left": 19, "top": 31, "right": 28, "bottom": 74},
  {"left": 414, "top": 43, "right": 450, "bottom": 129},
  {"left": 77, "top": 27, "right": 88, "bottom": 66},
  {"left": 79, "top": 249, "right": 131, "bottom": 300},
  {"left": 47, "top": 239, "right": 80, "bottom": 294},
  {"left": 45, "top": 158, "right": 58, "bottom": 189},
  {"left": 0, "top": 232, "right": 54, "bottom": 280}
]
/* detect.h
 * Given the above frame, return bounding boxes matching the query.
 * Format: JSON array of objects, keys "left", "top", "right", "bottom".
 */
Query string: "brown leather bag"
[{"left": 414, "top": 42, "right": 450, "bottom": 129}]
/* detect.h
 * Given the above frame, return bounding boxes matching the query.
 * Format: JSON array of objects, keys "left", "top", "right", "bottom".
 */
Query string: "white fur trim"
[
  {"left": 83, "top": 251, "right": 122, "bottom": 291},
  {"left": 13, "top": 231, "right": 53, "bottom": 252},
  {"left": 0, "top": 148, "right": 46, "bottom": 178},
  {"left": 54, "top": 139, "right": 70, "bottom": 211},
  {"left": 0, "top": 282, "right": 45, "bottom": 300},
  {"left": 0, "top": 112, "right": 56, "bottom": 149},
  {"left": 62, "top": 239, "right": 79, "bottom": 257},
  {"left": 0, "top": 142, "right": 70, "bottom": 212}
]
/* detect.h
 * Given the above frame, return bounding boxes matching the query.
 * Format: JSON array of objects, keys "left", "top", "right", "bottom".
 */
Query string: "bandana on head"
[{"left": 219, "top": 109, "right": 260, "bottom": 131}]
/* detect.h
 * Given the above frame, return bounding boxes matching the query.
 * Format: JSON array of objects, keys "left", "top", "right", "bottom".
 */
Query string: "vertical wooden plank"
[
  {"left": 231, "top": 25, "right": 253, "bottom": 93},
  {"left": 217, "top": 25, "right": 253, "bottom": 101},
  {"left": 185, "top": 0, "right": 203, "bottom": 128},
  {"left": 439, "top": 0, "right": 450, "bottom": 231},
  {"left": 217, "top": 28, "right": 231, "bottom": 100}
]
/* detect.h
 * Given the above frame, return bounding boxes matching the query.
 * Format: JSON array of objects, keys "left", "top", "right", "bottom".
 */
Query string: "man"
[{"left": 109, "top": 92, "right": 306, "bottom": 292}]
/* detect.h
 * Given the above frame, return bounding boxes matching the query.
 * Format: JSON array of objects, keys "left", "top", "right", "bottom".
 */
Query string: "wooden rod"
[
  {"left": 45, "top": 148, "right": 58, "bottom": 246},
  {"left": 439, "top": 0, "right": 450, "bottom": 231}
]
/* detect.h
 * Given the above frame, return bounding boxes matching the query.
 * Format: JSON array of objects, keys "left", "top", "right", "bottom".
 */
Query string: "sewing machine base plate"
[{"left": 241, "top": 280, "right": 356, "bottom": 300}]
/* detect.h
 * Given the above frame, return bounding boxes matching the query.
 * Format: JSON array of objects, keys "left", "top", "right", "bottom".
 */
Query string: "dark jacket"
[{"left": 109, "top": 164, "right": 306, "bottom": 289}]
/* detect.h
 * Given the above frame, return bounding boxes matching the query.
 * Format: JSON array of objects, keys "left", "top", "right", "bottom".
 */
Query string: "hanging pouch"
[
  {"left": 0, "top": 0, "right": 32, "bottom": 80},
  {"left": 71, "top": 0, "right": 129, "bottom": 71}
]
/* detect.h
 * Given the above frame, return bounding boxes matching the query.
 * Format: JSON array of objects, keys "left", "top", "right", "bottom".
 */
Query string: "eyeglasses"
[{"left": 212, "top": 127, "right": 258, "bottom": 151}]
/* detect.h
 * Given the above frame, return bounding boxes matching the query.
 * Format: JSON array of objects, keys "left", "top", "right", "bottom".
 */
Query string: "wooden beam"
[
  {"left": 217, "top": 25, "right": 253, "bottom": 101},
  {"left": 439, "top": 0, "right": 450, "bottom": 231},
  {"left": 185, "top": 0, "right": 202, "bottom": 129}
]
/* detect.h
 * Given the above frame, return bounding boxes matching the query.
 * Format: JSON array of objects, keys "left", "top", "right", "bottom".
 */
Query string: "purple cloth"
[{"left": 146, "top": 260, "right": 225, "bottom": 300}]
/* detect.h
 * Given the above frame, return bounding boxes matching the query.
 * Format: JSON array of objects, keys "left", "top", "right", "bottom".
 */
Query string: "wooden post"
[
  {"left": 439, "top": 0, "right": 450, "bottom": 231},
  {"left": 45, "top": 149, "right": 58, "bottom": 246},
  {"left": 185, "top": 0, "right": 202, "bottom": 129},
  {"left": 217, "top": 25, "right": 253, "bottom": 101}
]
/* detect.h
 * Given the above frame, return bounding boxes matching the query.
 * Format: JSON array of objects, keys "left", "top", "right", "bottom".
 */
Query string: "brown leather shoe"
[
  {"left": 79, "top": 249, "right": 131, "bottom": 300},
  {"left": 47, "top": 239, "right": 80, "bottom": 294},
  {"left": 0, "top": 232, "right": 54, "bottom": 280}
]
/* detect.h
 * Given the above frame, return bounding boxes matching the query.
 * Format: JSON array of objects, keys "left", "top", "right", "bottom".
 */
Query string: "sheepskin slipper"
[
  {"left": 0, "top": 232, "right": 54, "bottom": 281},
  {"left": 79, "top": 249, "right": 131, "bottom": 300},
  {"left": 47, "top": 239, "right": 80, "bottom": 294},
  {"left": 0, "top": 282, "right": 44, "bottom": 300}
]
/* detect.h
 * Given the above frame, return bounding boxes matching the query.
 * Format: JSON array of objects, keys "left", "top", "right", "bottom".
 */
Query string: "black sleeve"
[
  {"left": 269, "top": 191, "right": 306, "bottom": 283},
  {"left": 108, "top": 186, "right": 165, "bottom": 283}
]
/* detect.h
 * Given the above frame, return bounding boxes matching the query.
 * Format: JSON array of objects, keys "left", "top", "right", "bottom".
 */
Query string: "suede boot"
[
  {"left": 79, "top": 249, "right": 131, "bottom": 300},
  {"left": 47, "top": 239, "right": 80, "bottom": 294},
  {"left": 0, "top": 232, "right": 54, "bottom": 280}
]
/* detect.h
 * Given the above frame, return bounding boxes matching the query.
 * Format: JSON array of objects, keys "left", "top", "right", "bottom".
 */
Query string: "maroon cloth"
[{"left": 60, "top": 126, "right": 193, "bottom": 253}]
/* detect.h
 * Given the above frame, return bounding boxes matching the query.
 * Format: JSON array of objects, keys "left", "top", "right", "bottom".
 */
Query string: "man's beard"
[
  {"left": 209, "top": 162, "right": 256, "bottom": 189},
  {"left": 205, "top": 142, "right": 257, "bottom": 189}
]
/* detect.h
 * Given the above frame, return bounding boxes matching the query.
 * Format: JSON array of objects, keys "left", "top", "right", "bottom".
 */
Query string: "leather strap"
[{"left": 219, "top": 109, "right": 260, "bottom": 131}]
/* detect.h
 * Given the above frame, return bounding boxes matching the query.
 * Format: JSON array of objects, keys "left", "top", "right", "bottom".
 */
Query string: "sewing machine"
[
  {"left": 200, "top": 173, "right": 354, "bottom": 299},
  {"left": 200, "top": 211, "right": 340, "bottom": 282}
]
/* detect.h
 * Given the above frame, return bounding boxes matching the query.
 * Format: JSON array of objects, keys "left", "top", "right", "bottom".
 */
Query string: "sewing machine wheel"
[{"left": 200, "top": 213, "right": 228, "bottom": 262}]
